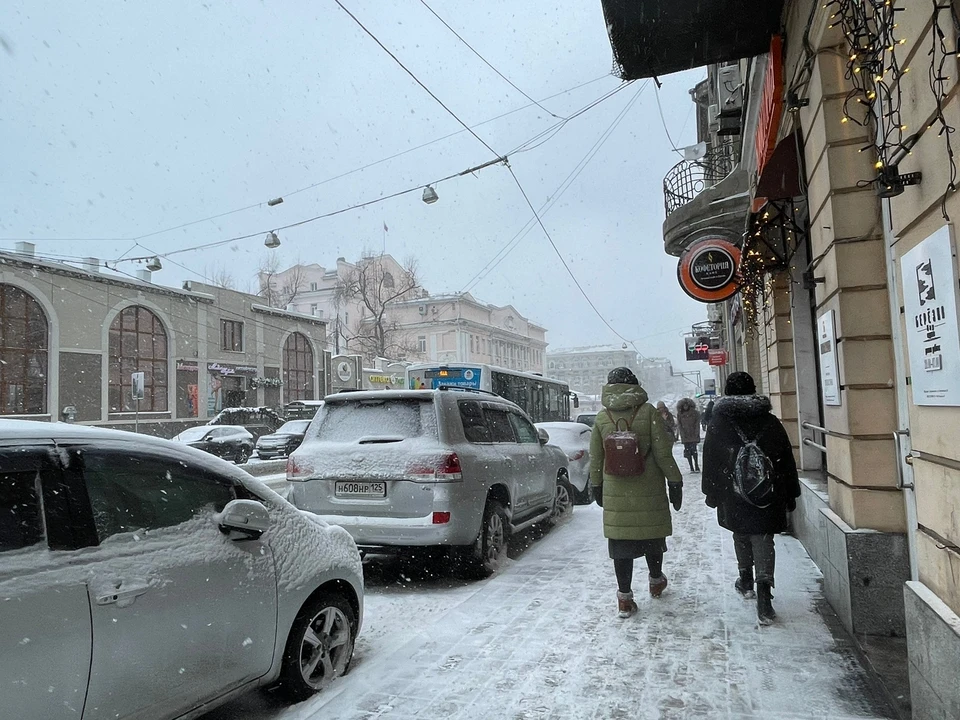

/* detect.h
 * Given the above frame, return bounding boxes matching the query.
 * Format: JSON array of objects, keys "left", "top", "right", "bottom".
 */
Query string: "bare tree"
[
  {"left": 203, "top": 263, "right": 236, "bottom": 290},
  {"left": 336, "top": 253, "right": 421, "bottom": 361},
  {"left": 257, "top": 254, "right": 308, "bottom": 308}
]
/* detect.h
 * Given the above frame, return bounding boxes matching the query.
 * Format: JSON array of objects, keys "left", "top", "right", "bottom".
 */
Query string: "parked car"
[
  {"left": 536, "top": 421, "right": 593, "bottom": 504},
  {"left": 207, "top": 406, "right": 286, "bottom": 441},
  {"left": 173, "top": 424, "right": 255, "bottom": 464},
  {"left": 575, "top": 412, "right": 598, "bottom": 428},
  {"left": 287, "top": 388, "right": 572, "bottom": 577},
  {"left": 257, "top": 419, "right": 312, "bottom": 459},
  {"left": 0, "top": 420, "right": 364, "bottom": 720},
  {"left": 284, "top": 400, "right": 325, "bottom": 420}
]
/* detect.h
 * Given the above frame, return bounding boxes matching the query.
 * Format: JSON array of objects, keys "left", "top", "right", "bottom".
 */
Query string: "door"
[
  {"left": 71, "top": 445, "right": 277, "bottom": 720},
  {"left": 483, "top": 406, "right": 530, "bottom": 510},
  {"left": 509, "top": 412, "right": 555, "bottom": 510},
  {"left": 0, "top": 444, "right": 94, "bottom": 720}
]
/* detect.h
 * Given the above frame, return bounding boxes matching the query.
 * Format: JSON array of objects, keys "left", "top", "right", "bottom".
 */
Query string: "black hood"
[{"left": 713, "top": 395, "right": 772, "bottom": 419}]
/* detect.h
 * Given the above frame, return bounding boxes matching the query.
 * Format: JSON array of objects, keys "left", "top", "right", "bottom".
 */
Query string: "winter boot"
[
  {"left": 687, "top": 457, "right": 695, "bottom": 472},
  {"left": 693, "top": 455, "right": 700, "bottom": 473},
  {"left": 617, "top": 591, "right": 638, "bottom": 619},
  {"left": 735, "top": 569, "right": 756, "bottom": 599},
  {"left": 649, "top": 574, "right": 668, "bottom": 599},
  {"left": 757, "top": 582, "right": 776, "bottom": 625}
]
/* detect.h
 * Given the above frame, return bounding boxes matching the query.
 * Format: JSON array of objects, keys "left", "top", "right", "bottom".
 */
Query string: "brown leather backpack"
[{"left": 603, "top": 407, "right": 647, "bottom": 476}]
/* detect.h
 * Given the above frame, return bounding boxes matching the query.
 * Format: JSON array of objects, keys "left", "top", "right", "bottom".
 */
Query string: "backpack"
[
  {"left": 731, "top": 425, "right": 776, "bottom": 508},
  {"left": 603, "top": 408, "right": 647, "bottom": 477}
]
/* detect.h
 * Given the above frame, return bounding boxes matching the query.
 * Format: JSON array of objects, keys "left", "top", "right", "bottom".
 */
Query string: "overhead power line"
[{"left": 418, "top": 0, "right": 564, "bottom": 120}]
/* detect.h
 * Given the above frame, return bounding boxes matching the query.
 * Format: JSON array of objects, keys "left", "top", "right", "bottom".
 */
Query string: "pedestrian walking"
[
  {"left": 701, "top": 371, "right": 801, "bottom": 625},
  {"left": 676, "top": 397, "right": 701, "bottom": 472},
  {"left": 590, "top": 367, "right": 683, "bottom": 619},
  {"left": 701, "top": 399, "right": 715, "bottom": 429},
  {"left": 656, "top": 401, "right": 677, "bottom": 443}
]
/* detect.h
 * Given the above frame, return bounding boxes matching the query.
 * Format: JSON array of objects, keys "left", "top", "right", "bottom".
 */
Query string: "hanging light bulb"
[
  {"left": 422, "top": 185, "right": 439, "bottom": 204},
  {"left": 264, "top": 231, "right": 281, "bottom": 249},
  {"left": 146, "top": 256, "right": 163, "bottom": 272}
]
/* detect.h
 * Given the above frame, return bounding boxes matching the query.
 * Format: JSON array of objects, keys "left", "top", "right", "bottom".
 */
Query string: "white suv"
[
  {"left": 287, "top": 389, "right": 573, "bottom": 577},
  {"left": 0, "top": 420, "right": 363, "bottom": 720}
]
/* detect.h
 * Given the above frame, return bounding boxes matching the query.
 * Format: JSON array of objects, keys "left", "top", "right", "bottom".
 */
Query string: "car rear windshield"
[
  {"left": 277, "top": 420, "right": 310, "bottom": 434},
  {"left": 175, "top": 426, "right": 209, "bottom": 442},
  {"left": 312, "top": 399, "right": 438, "bottom": 442}
]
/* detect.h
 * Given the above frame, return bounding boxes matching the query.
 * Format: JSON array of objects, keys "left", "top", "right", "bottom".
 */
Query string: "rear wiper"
[{"left": 357, "top": 435, "right": 406, "bottom": 444}]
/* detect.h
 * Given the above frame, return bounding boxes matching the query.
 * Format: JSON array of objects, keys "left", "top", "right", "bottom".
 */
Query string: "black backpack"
[{"left": 731, "top": 425, "right": 776, "bottom": 508}]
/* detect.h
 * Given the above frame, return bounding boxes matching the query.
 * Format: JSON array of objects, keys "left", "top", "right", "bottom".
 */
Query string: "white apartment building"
[{"left": 262, "top": 255, "right": 546, "bottom": 371}]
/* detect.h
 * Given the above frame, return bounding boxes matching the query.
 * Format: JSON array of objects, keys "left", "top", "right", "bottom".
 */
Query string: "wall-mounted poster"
[
  {"left": 817, "top": 309, "right": 841, "bottom": 406},
  {"left": 901, "top": 225, "right": 960, "bottom": 406}
]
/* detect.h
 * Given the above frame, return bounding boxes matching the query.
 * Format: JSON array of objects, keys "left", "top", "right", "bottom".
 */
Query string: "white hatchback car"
[{"left": 0, "top": 420, "right": 363, "bottom": 720}]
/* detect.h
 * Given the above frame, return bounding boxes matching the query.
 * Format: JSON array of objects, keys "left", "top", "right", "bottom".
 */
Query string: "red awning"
[{"left": 755, "top": 130, "right": 804, "bottom": 200}]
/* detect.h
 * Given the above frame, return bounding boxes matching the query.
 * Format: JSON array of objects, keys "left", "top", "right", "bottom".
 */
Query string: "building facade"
[
  {"left": 598, "top": 1, "right": 960, "bottom": 715},
  {"left": 264, "top": 255, "right": 547, "bottom": 372},
  {"left": 546, "top": 346, "right": 642, "bottom": 397},
  {"left": 0, "top": 246, "right": 327, "bottom": 437}
]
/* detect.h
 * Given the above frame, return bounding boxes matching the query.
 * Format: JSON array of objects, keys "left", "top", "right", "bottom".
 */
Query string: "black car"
[
  {"left": 173, "top": 424, "right": 254, "bottom": 464},
  {"left": 255, "top": 419, "right": 311, "bottom": 459}
]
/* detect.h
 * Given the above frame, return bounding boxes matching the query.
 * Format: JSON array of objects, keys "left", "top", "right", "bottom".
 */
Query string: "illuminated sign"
[{"left": 677, "top": 237, "right": 741, "bottom": 303}]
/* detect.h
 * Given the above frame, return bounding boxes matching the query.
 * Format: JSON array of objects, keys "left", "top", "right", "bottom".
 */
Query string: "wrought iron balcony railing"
[{"left": 663, "top": 143, "right": 737, "bottom": 217}]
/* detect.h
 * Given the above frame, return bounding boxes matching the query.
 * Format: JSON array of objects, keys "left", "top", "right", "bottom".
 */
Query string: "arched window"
[
  {"left": 283, "top": 333, "right": 314, "bottom": 402},
  {"left": 0, "top": 285, "right": 48, "bottom": 415},
  {"left": 108, "top": 306, "right": 168, "bottom": 412}
]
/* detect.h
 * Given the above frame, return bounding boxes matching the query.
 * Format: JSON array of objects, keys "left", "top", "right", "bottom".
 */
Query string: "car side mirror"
[
  {"left": 537, "top": 428, "right": 550, "bottom": 445},
  {"left": 217, "top": 499, "right": 270, "bottom": 541}
]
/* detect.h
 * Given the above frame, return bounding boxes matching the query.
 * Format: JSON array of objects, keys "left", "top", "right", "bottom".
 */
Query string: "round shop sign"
[
  {"left": 677, "top": 237, "right": 741, "bottom": 303},
  {"left": 337, "top": 361, "right": 353, "bottom": 382}
]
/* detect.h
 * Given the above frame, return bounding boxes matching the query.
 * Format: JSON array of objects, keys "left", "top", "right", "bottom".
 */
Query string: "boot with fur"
[
  {"left": 649, "top": 574, "right": 668, "bottom": 598},
  {"left": 617, "top": 590, "right": 638, "bottom": 618}
]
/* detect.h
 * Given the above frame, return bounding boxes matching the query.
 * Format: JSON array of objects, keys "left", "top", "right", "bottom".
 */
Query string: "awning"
[
  {"left": 755, "top": 131, "right": 803, "bottom": 200},
  {"left": 600, "top": 0, "right": 785, "bottom": 79}
]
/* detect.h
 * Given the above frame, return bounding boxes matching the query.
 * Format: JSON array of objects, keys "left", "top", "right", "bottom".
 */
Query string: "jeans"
[
  {"left": 613, "top": 553, "right": 664, "bottom": 593},
  {"left": 733, "top": 533, "right": 775, "bottom": 586}
]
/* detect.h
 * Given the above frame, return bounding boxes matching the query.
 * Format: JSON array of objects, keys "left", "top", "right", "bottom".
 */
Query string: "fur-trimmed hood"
[
  {"left": 676, "top": 397, "right": 697, "bottom": 414},
  {"left": 713, "top": 395, "right": 772, "bottom": 419}
]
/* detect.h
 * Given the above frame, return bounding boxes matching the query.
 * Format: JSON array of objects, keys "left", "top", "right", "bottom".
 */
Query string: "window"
[
  {"left": 220, "top": 319, "right": 244, "bottom": 352},
  {"left": 383, "top": 272, "right": 395, "bottom": 288},
  {"left": 508, "top": 413, "right": 538, "bottom": 444},
  {"left": 418, "top": 335, "right": 427, "bottom": 353},
  {"left": 459, "top": 401, "right": 491, "bottom": 443},
  {"left": 81, "top": 449, "right": 235, "bottom": 542},
  {"left": 0, "top": 468, "right": 44, "bottom": 552},
  {"left": 316, "top": 399, "right": 437, "bottom": 442},
  {"left": 485, "top": 408, "right": 517, "bottom": 443},
  {"left": 310, "top": 303, "right": 318, "bottom": 316},
  {"left": 108, "top": 305, "right": 168, "bottom": 412},
  {"left": 283, "top": 332, "right": 314, "bottom": 402},
  {"left": 310, "top": 281, "right": 318, "bottom": 291},
  {"left": 0, "top": 284, "right": 48, "bottom": 415}
]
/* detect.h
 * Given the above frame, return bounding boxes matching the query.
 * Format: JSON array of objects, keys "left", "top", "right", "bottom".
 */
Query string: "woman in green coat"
[{"left": 590, "top": 367, "right": 683, "bottom": 618}]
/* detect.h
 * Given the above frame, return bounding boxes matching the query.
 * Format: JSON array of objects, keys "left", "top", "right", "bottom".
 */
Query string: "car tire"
[
  {"left": 458, "top": 499, "right": 508, "bottom": 579},
  {"left": 235, "top": 446, "right": 250, "bottom": 464},
  {"left": 277, "top": 590, "right": 357, "bottom": 701},
  {"left": 548, "top": 473, "right": 574, "bottom": 526}
]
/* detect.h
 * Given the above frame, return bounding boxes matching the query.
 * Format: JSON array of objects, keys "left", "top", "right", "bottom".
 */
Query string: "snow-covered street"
[{"left": 204, "top": 457, "right": 895, "bottom": 720}]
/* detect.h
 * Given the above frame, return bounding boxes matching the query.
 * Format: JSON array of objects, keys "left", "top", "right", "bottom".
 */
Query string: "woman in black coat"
[{"left": 701, "top": 372, "right": 800, "bottom": 625}]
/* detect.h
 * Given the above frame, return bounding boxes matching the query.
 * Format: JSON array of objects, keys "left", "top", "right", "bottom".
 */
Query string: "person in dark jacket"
[
  {"left": 590, "top": 367, "right": 683, "bottom": 618},
  {"left": 701, "top": 372, "right": 800, "bottom": 625},
  {"left": 675, "top": 397, "right": 701, "bottom": 472},
  {"left": 655, "top": 401, "right": 677, "bottom": 443},
  {"left": 701, "top": 399, "right": 715, "bottom": 430}
]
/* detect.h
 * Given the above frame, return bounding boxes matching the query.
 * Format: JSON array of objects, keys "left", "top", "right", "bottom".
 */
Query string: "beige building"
[
  {"left": 599, "top": 1, "right": 960, "bottom": 715},
  {"left": 0, "top": 244, "right": 327, "bottom": 436},
  {"left": 264, "top": 255, "right": 547, "bottom": 372}
]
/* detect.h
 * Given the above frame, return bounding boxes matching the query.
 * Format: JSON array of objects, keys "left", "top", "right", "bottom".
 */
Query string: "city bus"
[{"left": 405, "top": 363, "right": 575, "bottom": 423}]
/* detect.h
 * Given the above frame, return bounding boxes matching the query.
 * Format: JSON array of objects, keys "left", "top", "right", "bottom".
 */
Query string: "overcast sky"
[{"left": 1, "top": 1, "right": 708, "bottom": 372}]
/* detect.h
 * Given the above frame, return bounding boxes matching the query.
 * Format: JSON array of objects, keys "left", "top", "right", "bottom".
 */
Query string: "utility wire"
[
  {"left": 418, "top": 0, "right": 564, "bottom": 120},
  {"left": 654, "top": 84, "right": 685, "bottom": 158},
  {"left": 334, "top": 0, "right": 500, "bottom": 158}
]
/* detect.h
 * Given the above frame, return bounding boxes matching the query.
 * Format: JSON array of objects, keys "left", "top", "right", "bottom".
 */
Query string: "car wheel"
[
  {"left": 235, "top": 446, "right": 250, "bottom": 464},
  {"left": 548, "top": 474, "right": 574, "bottom": 525},
  {"left": 458, "top": 499, "right": 508, "bottom": 579},
  {"left": 278, "top": 591, "right": 356, "bottom": 701}
]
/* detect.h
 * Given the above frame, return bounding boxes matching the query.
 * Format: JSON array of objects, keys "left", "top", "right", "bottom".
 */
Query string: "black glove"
[
  {"left": 705, "top": 495, "right": 719, "bottom": 509},
  {"left": 668, "top": 482, "right": 682, "bottom": 511},
  {"left": 786, "top": 497, "right": 797, "bottom": 512},
  {"left": 593, "top": 485, "right": 603, "bottom": 507}
]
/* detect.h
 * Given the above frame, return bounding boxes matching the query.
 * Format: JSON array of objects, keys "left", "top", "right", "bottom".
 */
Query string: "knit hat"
[
  {"left": 607, "top": 367, "right": 639, "bottom": 385},
  {"left": 724, "top": 371, "right": 757, "bottom": 396}
]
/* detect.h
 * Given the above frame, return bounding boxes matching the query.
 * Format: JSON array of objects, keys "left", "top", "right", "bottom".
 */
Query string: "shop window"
[
  {"left": 220, "top": 319, "right": 244, "bottom": 352},
  {"left": 283, "top": 332, "right": 314, "bottom": 402},
  {"left": 0, "top": 284, "right": 48, "bottom": 415},
  {"left": 108, "top": 305, "right": 168, "bottom": 412}
]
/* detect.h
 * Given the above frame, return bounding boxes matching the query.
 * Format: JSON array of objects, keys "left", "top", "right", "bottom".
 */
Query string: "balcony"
[{"left": 661, "top": 143, "right": 750, "bottom": 257}]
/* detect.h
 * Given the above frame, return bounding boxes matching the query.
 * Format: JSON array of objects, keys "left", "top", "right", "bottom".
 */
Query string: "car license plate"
[{"left": 335, "top": 481, "right": 386, "bottom": 498}]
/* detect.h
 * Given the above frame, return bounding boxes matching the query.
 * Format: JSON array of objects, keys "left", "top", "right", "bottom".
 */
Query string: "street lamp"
[
  {"left": 146, "top": 256, "right": 162, "bottom": 271},
  {"left": 264, "top": 231, "right": 281, "bottom": 249},
  {"left": 422, "top": 185, "right": 439, "bottom": 204}
]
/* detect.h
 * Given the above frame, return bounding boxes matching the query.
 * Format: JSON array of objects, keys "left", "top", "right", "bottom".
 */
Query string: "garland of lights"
[
  {"left": 928, "top": 1, "right": 960, "bottom": 220},
  {"left": 825, "top": 0, "right": 907, "bottom": 178}
]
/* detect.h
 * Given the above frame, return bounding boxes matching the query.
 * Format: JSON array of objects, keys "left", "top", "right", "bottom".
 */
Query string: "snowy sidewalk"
[{"left": 214, "top": 456, "right": 897, "bottom": 720}]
